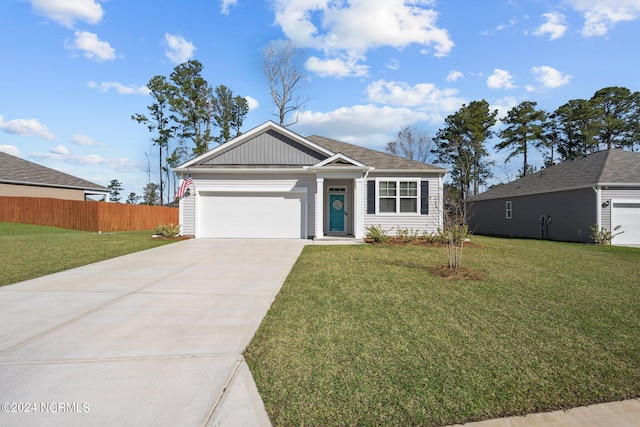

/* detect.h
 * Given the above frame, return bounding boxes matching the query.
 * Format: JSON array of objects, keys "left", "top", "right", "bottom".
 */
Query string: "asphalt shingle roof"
[
  {"left": 0, "top": 151, "right": 108, "bottom": 191},
  {"left": 469, "top": 149, "right": 640, "bottom": 201},
  {"left": 307, "top": 135, "right": 447, "bottom": 172}
]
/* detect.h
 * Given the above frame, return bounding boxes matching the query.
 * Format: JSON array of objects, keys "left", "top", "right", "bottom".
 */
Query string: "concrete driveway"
[{"left": 0, "top": 238, "right": 308, "bottom": 427}]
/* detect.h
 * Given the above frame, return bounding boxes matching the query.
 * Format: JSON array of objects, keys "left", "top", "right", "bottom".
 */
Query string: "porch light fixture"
[{"left": 601, "top": 200, "right": 610, "bottom": 208}]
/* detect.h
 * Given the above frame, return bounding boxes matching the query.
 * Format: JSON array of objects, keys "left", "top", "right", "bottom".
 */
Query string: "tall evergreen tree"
[
  {"left": 495, "top": 101, "right": 547, "bottom": 177},
  {"left": 552, "top": 98, "right": 598, "bottom": 160},
  {"left": 590, "top": 86, "right": 636, "bottom": 150},
  {"left": 212, "top": 84, "right": 249, "bottom": 145},
  {"left": 169, "top": 60, "right": 215, "bottom": 156},
  {"left": 433, "top": 100, "right": 496, "bottom": 200},
  {"left": 132, "top": 75, "right": 175, "bottom": 206},
  {"left": 107, "top": 179, "right": 123, "bottom": 203}
]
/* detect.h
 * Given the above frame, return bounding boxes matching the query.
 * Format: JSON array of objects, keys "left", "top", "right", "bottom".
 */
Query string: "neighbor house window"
[
  {"left": 378, "top": 180, "right": 418, "bottom": 214},
  {"left": 506, "top": 201, "right": 512, "bottom": 219}
]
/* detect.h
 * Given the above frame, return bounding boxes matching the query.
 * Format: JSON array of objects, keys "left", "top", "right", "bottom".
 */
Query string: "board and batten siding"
[
  {"left": 203, "top": 130, "right": 326, "bottom": 166},
  {"left": 468, "top": 188, "right": 596, "bottom": 242},
  {"left": 181, "top": 172, "right": 316, "bottom": 237},
  {"left": 363, "top": 174, "right": 442, "bottom": 236}
]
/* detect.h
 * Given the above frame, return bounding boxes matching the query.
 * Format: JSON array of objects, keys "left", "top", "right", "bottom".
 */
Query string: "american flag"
[{"left": 175, "top": 173, "right": 193, "bottom": 199}]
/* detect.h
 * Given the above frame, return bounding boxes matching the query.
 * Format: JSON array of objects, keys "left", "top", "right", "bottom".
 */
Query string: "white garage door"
[
  {"left": 611, "top": 202, "right": 640, "bottom": 245},
  {"left": 197, "top": 192, "right": 305, "bottom": 238}
]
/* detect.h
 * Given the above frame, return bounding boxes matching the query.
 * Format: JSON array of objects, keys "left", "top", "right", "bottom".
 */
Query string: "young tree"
[
  {"left": 385, "top": 126, "right": 435, "bottom": 163},
  {"left": 132, "top": 75, "right": 176, "bottom": 206},
  {"left": 169, "top": 60, "right": 215, "bottom": 155},
  {"left": 107, "top": 179, "right": 124, "bottom": 203},
  {"left": 495, "top": 101, "right": 547, "bottom": 177},
  {"left": 212, "top": 84, "right": 249, "bottom": 145},
  {"left": 263, "top": 40, "right": 308, "bottom": 126}
]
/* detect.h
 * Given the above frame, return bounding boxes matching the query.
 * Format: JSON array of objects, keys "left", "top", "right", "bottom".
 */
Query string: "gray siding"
[
  {"left": 204, "top": 130, "right": 327, "bottom": 165},
  {"left": 364, "top": 173, "right": 442, "bottom": 236},
  {"left": 467, "top": 188, "right": 596, "bottom": 242}
]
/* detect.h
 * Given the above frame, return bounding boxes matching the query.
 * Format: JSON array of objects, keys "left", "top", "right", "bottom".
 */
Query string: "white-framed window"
[
  {"left": 506, "top": 201, "right": 512, "bottom": 219},
  {"left": 377, "top": 179, "right": 419, "bottom": 214}
]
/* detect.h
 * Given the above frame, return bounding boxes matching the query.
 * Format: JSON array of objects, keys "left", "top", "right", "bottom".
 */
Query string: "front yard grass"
[
  {"left": 0, "top": 222, "right": 179, "bottom": 287},
  {"left": 245, "top": 236, "right": 640, "bottom": 426}
]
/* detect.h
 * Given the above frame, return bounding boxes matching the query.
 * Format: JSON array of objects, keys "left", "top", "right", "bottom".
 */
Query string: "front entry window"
[{"left": 378, "top": 180, "right": 418, "bottom": 214}]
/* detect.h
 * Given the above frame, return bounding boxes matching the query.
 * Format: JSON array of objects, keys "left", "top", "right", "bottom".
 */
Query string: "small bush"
[
  {"left": 396, "top": 227, "right": 420, "bottom": 242},
  {"left": 590, "top": 224, "right": 623, "bottom": 245},
  {"left": 365, "top": 225, "right": 390, "bottom": 243},
  {"left": 154, "top": 223, "right": 181, "bottom": 238}
]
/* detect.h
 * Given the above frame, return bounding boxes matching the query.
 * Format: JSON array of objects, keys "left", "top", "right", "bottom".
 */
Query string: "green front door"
[{"left": 329, "top": 193, "right": 345, "bottom": 233}]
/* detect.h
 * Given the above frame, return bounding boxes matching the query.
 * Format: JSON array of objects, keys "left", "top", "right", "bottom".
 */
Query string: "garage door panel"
[
  {"left": 197, "top": 192, "right": 304, "bottom": 238},
  {"left": 611, "top": 202, "right": 640, "bottom": 245}
]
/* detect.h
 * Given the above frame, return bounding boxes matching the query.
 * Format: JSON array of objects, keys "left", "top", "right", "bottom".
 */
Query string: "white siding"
[
  {"left": 601, "top": 187, "right": 640, "bottom": 231},
  {"left": 186, "top": 172, "right": 316, "bottom": 237},
  {"left": 364, "top": 173, "right": 442, "bottom": 236}
]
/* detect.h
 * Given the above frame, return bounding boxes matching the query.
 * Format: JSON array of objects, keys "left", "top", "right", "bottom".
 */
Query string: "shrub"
[
  {"left": 365, "top": 225, "right": 390, "bottom": 243},
  {"left": 154, "top": 223, "right": 181, "bottom": 238},
  {"left": 590, "top": 224, "right": 623, "bottom": 245},
  {"left": 396, "top": 227, "right": 419, "bottom": 242},
  {"left": 437, "top": 224, "right": 469, "bottom": 269}
]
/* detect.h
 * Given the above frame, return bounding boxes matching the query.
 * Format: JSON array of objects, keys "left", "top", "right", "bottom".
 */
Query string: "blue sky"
[{"left": 1, "top": 0, "right": 639, "bottom": 197}]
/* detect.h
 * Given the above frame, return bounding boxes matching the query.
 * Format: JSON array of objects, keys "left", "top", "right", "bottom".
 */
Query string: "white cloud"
[
  {"left": 245, "top": 96, "right": 260, "bottom": 111},
  {"left": 29, "top": 0, "right": 103, "bottom": 28},
  {"left": 566, "top": 0, "right": 640, "bottom": 36},
  {"left": 273, "top": 0, "right": 454, "bottom": 78},
  {"left": 365, "top": 80, "right": 464, "bottom": 114},
  {"left": 71, "top": 134, "right": 103, "bottom": 146},
  {"left": 87, "top": 81, "right": 150, "bottom": 95},
  {"left": 487, "top": 69, "right": 516, "bottom": 90},
  {"left": 0, "top": 115, "right": 55, "bottom": 140},
  {"left": 305, "top": 56, "right": 369, "bottom": 78},
  {"left": 67, "top": 31, "right": 116, "bottom": 62},
  {"left": 533, "top": 12, "right": 568, "bottom": 40},
  {"left": 531, "top": 65, "right": 572, "bottom": 88},
  {"left": 490, "top": 97, "right": 518, "bottom": 120},
  {"left": 446, "top": 70, "right": 463, "bottom": 82},
  {"left": 31, "top": 150, "right": 142, "bottom": 173},
  {"left": 164, "top": 34, "right": 196, "bottom": 64},
  {"left": 296, "top": 104, "right": 434, "bottom": 148},
  {"left": 220, "top": 0, "right": 238, "bottom": 14},
  {"left": 386, "top": 58, "right": 400, "bottom": 71},
  {"left": 51, "top": 145, "right": 69, "bottom": 155},
  {"left": 0, "top": 145, "right": 21, "bottom": 156}
]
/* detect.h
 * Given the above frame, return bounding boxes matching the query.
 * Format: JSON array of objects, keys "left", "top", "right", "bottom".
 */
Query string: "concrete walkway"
[{"left": 0, "top": 238, "right": 308, "bottom": 427}]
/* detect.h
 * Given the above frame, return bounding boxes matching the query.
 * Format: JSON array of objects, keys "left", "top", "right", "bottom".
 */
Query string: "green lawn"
[
  {"left": 245, "top": 236, "right": 640, "bottom": 426},
  {"left": 0, "top": 222, "right": 179, "bottom": 287}
]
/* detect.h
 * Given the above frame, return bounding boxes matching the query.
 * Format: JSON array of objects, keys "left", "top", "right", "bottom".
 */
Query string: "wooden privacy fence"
[{"left": 0, "top": 197, "right": 178, "bottom": 232}]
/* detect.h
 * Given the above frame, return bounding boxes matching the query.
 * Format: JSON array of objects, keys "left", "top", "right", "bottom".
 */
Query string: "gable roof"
[
  {"left": 469, "top": 149, "right": 640, "bottom": 201},
  {"left": 176, "top": 121, "right": 447, "bottom": 173},
  {"left": 0, "top": 151, "right": 108, "bottom": 192}
]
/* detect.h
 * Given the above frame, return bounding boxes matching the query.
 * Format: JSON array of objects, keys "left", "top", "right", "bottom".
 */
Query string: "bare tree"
[
  {"left": 262, "top": 40, "right": 308, "bottom": 126},
  {"left": 386, "top": 126, "right": 436, "bottom": 163}
]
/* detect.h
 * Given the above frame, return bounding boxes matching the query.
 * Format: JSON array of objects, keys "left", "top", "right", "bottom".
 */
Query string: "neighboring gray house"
[
  {"left": 466, "top": 149, "right": 640, "bottom": 246},
  {"left": 0, "top": 151, "right": 109, "bottom": 201},
  {"left": 174, "top": 121, "right": 447, "bottom": 239}
]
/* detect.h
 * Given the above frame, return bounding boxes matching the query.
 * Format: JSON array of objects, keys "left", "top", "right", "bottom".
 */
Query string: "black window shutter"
[
  {"left": 366, "top": 180, "right": 376, "bottom": 214},
  {"left": 420, "top": 181, "right": 429, "bottom": 215}
]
